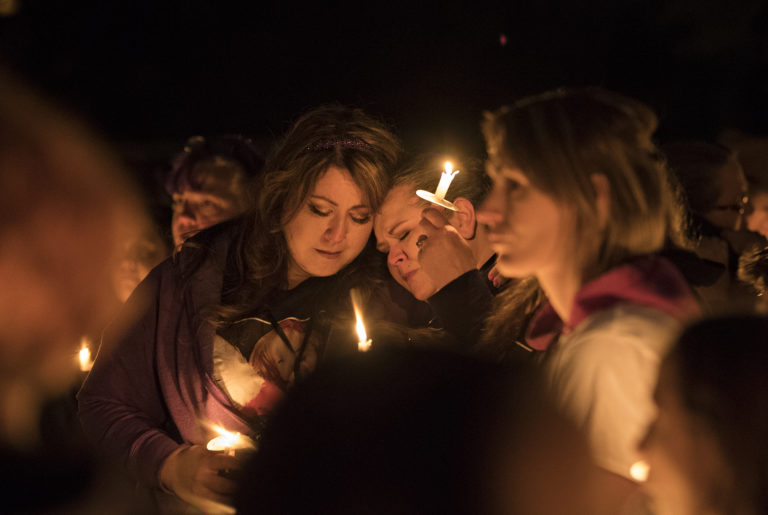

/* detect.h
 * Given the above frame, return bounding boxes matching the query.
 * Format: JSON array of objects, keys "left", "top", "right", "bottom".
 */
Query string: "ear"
[
  {"left": 448, "top": 197, "right": 477, "bottom": 239},
  {"left": 590, "top": 173, "right": 611, "bottom": 230}
]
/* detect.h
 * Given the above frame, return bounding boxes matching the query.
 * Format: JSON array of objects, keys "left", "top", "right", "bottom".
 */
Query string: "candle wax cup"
[{"left": 415, "top": 190, "right": 459, "bottom": 211}]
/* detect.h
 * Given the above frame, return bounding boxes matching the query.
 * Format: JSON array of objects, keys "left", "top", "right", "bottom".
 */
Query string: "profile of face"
[
  {"left": 746, "top": 191, "right": 768, "bottom": 238},
  {"left": 283, "top": 165, "right": 374, "bottom": 289},
  {"left": 477, "top": 166, "right": 577, "bottom": 280},
  {"left": 111, "top": 235, "right": 167, "bottom": 303},
  {"left": 705, "top": 160, "right": 748, "bottom": 232},
  {"left": 171, "top": 160, "right": 245, "bottom": 248},
  {"left": 638, "top": 357, "right": 728, "bottom": 515},
  {"left": 374, "top": 185, "right": 440, "bottom": 301}
]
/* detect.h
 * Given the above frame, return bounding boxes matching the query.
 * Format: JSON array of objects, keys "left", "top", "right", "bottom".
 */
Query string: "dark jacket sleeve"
[
  {"left": 427, "top": 269, "right": 493, "bottom": 346},
  {"left": 77, "top": 261, "right": 180, "bottom": 489}
]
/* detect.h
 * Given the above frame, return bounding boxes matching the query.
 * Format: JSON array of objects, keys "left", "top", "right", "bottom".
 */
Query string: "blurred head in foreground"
[
  {"left": 0, "top": 69, "right": 145, "bottom": 446},
  {"left": 235, "top": 348, "right": 597, "bottom": 515},
  {"left": 639, "top": 315, "right": 768, "bottom": 515}
]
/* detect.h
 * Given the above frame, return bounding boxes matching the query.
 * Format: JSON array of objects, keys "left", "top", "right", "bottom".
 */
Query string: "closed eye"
[
  {"left": 350, "top": 213, "right": 371, "bottom": 224},
  {"left": 397, "top": 230, "right": 411, "bottom": 241},
  {"left": 309, "top": 204, "right": 331, "bottom": 216}
]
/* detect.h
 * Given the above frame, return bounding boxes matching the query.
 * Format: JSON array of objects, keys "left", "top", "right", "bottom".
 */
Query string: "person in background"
[
  {"left": 663, "top": 141, "right": 759, "bottom": 312},
  {"left": 0, "top": 68, "right": 146, "bottom": 513},
  {"left": 167, "top": 134, "right": 265, "bottom": 249},
  {"left": 742, "top": 153, "right": 768, "bottom": 239},
  {"left": 478, "top": 87, "right": 701, "bottom": 513},
  {"left": 639, "top": 315, "right": 768, "bottom": 515},
  {"left": 79, "top": 105, "right": 400, "bottom": 514},
  {"left": 111, "top": 221, "right": 169, "bottom": 304}
]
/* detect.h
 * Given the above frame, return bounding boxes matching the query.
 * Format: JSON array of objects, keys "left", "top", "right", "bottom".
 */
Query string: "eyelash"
[
  {"left": 398, "top": 230, "right": 410, "bottom": 241},
  {"left": 309, "top": 204, "right": 370, "bottom": 225},
  {"left": 309, "top": 204, "right": 330, "bottom": 216}
]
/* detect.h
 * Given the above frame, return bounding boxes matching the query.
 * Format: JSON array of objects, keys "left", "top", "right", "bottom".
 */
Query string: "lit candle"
[
  {"left": 629, "top": 460, "right": 650, "bottom": 482},
  {"left": 79, "top": 336, "right": 93, "bottom": 372},
  {"left": 350, "top": 289, "right": 372, "bottom": 352},
  {"left": 206, "top": 425, "right": 255, "bottom": 456},
  {"left": 434, "top": 161, "right": 460, "bottom": 199},
  {"left": 415, "top": 160, "right": 461, "bottom": 211}
]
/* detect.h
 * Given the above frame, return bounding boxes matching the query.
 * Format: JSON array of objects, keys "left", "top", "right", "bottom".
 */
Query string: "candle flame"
[
  {"left": 629, "top": 460, "right": 650, "bottom": 482},
  {"left": 350, "top": 289, "right": 372, "bottom": 352},
  {"left": 207, "top": 425, "right": 241, "bottom": 451},
  {"left": 79, "top": 336, "right": 93, "bottom": 372},
  {"left": 444, "top": 161, "right": 453, "bottom": 174}
]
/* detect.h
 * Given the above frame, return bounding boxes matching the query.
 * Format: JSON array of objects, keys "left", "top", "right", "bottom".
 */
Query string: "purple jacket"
[{"left": 78, "top": 230, "right": 253, "bottom": 494}]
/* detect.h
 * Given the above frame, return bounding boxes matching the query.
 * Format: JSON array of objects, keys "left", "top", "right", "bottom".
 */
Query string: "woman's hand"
[
  {"left": 416, "top": 207, "right": 476, "bottom": 293},
  {"left": 160, "top": 444, "right": 243, "bottom": 514}
]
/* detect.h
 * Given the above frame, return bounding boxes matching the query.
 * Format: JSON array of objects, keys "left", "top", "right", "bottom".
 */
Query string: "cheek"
[
  {"left": 284, "top": 215, "right": 313, "bottom": 250},
  {"left": 347, "top": 223, "right": 373, "bottom": 252}
]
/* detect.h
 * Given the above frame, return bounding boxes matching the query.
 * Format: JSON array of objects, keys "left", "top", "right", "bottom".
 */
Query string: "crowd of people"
[{"left": 3, "top": 67, "right": 768, "bottom": 515}]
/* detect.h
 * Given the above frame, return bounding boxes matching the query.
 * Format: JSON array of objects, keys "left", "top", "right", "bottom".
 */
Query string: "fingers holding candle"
[
  {"left": 416, "top": 207, "right": 477, "bottom": 292},
  {"left": 160, "top": 444, "right": 242, "bottom": 514}
]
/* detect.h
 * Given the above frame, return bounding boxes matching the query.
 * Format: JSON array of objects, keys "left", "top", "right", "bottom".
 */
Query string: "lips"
[
  {"left": 401, "top": 269, "right": 418, "bottom": 283},
  {"left": 315, "top": 249, "right": 343, "bottom": 258}
]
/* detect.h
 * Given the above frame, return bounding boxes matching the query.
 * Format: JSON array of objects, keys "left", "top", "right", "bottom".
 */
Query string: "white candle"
[
  {"left": 434, "top": 161, "right": 460, "bottom": 199},
  {"left": 79, "top": 336, "right": 93, "bottom": 372}
]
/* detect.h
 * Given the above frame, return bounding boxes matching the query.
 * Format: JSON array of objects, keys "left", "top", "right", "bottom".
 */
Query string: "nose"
[
  {"left": 324, "top": 214, "right": 347, "bottom": 243},
  {"left": 176, "top": 199, "right": 198, "bottom": 222},
  {"left": 387, "top": 244, "right": 407, "bottom": 266},
  {"left": 477, "top": 184, "right": 505, "bottom": 227}
]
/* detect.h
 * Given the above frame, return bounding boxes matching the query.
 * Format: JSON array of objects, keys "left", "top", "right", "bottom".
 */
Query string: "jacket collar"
[{"left": 526, "top": 255, "right": 701, "bottom": 350}]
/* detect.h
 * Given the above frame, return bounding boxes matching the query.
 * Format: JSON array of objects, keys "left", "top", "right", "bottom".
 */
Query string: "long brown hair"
[
  {"left": 480, "top": 88, "right": 688, "bottom": 348},
  {"left": 211, "top": 105, "right": 401, "bottom": 323},
  {"left": 483, "top": 87, "right": 687, "bottom": 279}
]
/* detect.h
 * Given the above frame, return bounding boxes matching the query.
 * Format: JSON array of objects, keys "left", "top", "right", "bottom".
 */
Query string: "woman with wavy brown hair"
[{"left": 79, "top": 105, "right": 400, "bottom": 514}]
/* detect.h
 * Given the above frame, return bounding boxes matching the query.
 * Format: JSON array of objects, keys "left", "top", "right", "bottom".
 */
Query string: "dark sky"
[{"left": 2, "top": 0, "right": 768, "bottom": 162}]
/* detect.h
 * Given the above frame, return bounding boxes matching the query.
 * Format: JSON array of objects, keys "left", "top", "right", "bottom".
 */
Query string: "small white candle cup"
[
  {"left": 416, "top": 161, "right": 460, "bottom": 211},
  {"left": 206, "top": 425, "right": 256, "bottom": 456}
]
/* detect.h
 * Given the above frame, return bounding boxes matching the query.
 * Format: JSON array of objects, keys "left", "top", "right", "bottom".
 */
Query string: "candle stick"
[
  {"left": 350, "top": 289, "right": 372, "bottom": 352},
  {"left": 79, "top": 336, "right": 93, "bottom": 372},
  {"left": 416, "top": 161, "right": 460, "bottom": 211}
]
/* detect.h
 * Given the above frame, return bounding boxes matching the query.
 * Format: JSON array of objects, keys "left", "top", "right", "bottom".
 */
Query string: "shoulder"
[{"left": 564, "top": 304, "right": 680, "bottom": 360}]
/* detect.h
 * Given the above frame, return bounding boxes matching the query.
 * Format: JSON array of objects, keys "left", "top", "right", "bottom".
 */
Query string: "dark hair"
[
  {"left": 662, "top": 141, "right": 737, "bottom": 215},
  {"left": 213, "top": 105, "right": 401, "bottom": 323},
  {"left": 165, "top": 134, "right": 265, "bottom": 211},
  {"left": 669, "top": 315, "right": 768, "bottom": 514}
]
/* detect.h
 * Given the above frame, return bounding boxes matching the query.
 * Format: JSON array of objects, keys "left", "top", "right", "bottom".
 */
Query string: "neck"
[
  {"left": 537, "top": 263, "right": 583, "bottom": 326},
  {"left": 285, "top": 256, "right": 310, "bottom": 290},
  {"left": 471, "top": 226, "right": 499, "bottom": 269}
]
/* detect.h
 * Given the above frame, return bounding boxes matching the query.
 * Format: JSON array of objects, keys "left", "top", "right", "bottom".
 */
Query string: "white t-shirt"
[{"left": 543, "top": 304, "right": 682, "bottom": 480}]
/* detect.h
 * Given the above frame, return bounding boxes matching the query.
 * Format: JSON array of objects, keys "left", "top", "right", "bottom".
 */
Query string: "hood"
[{"left": 526, "top": 255, "right": 701, "bottom": 350}]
